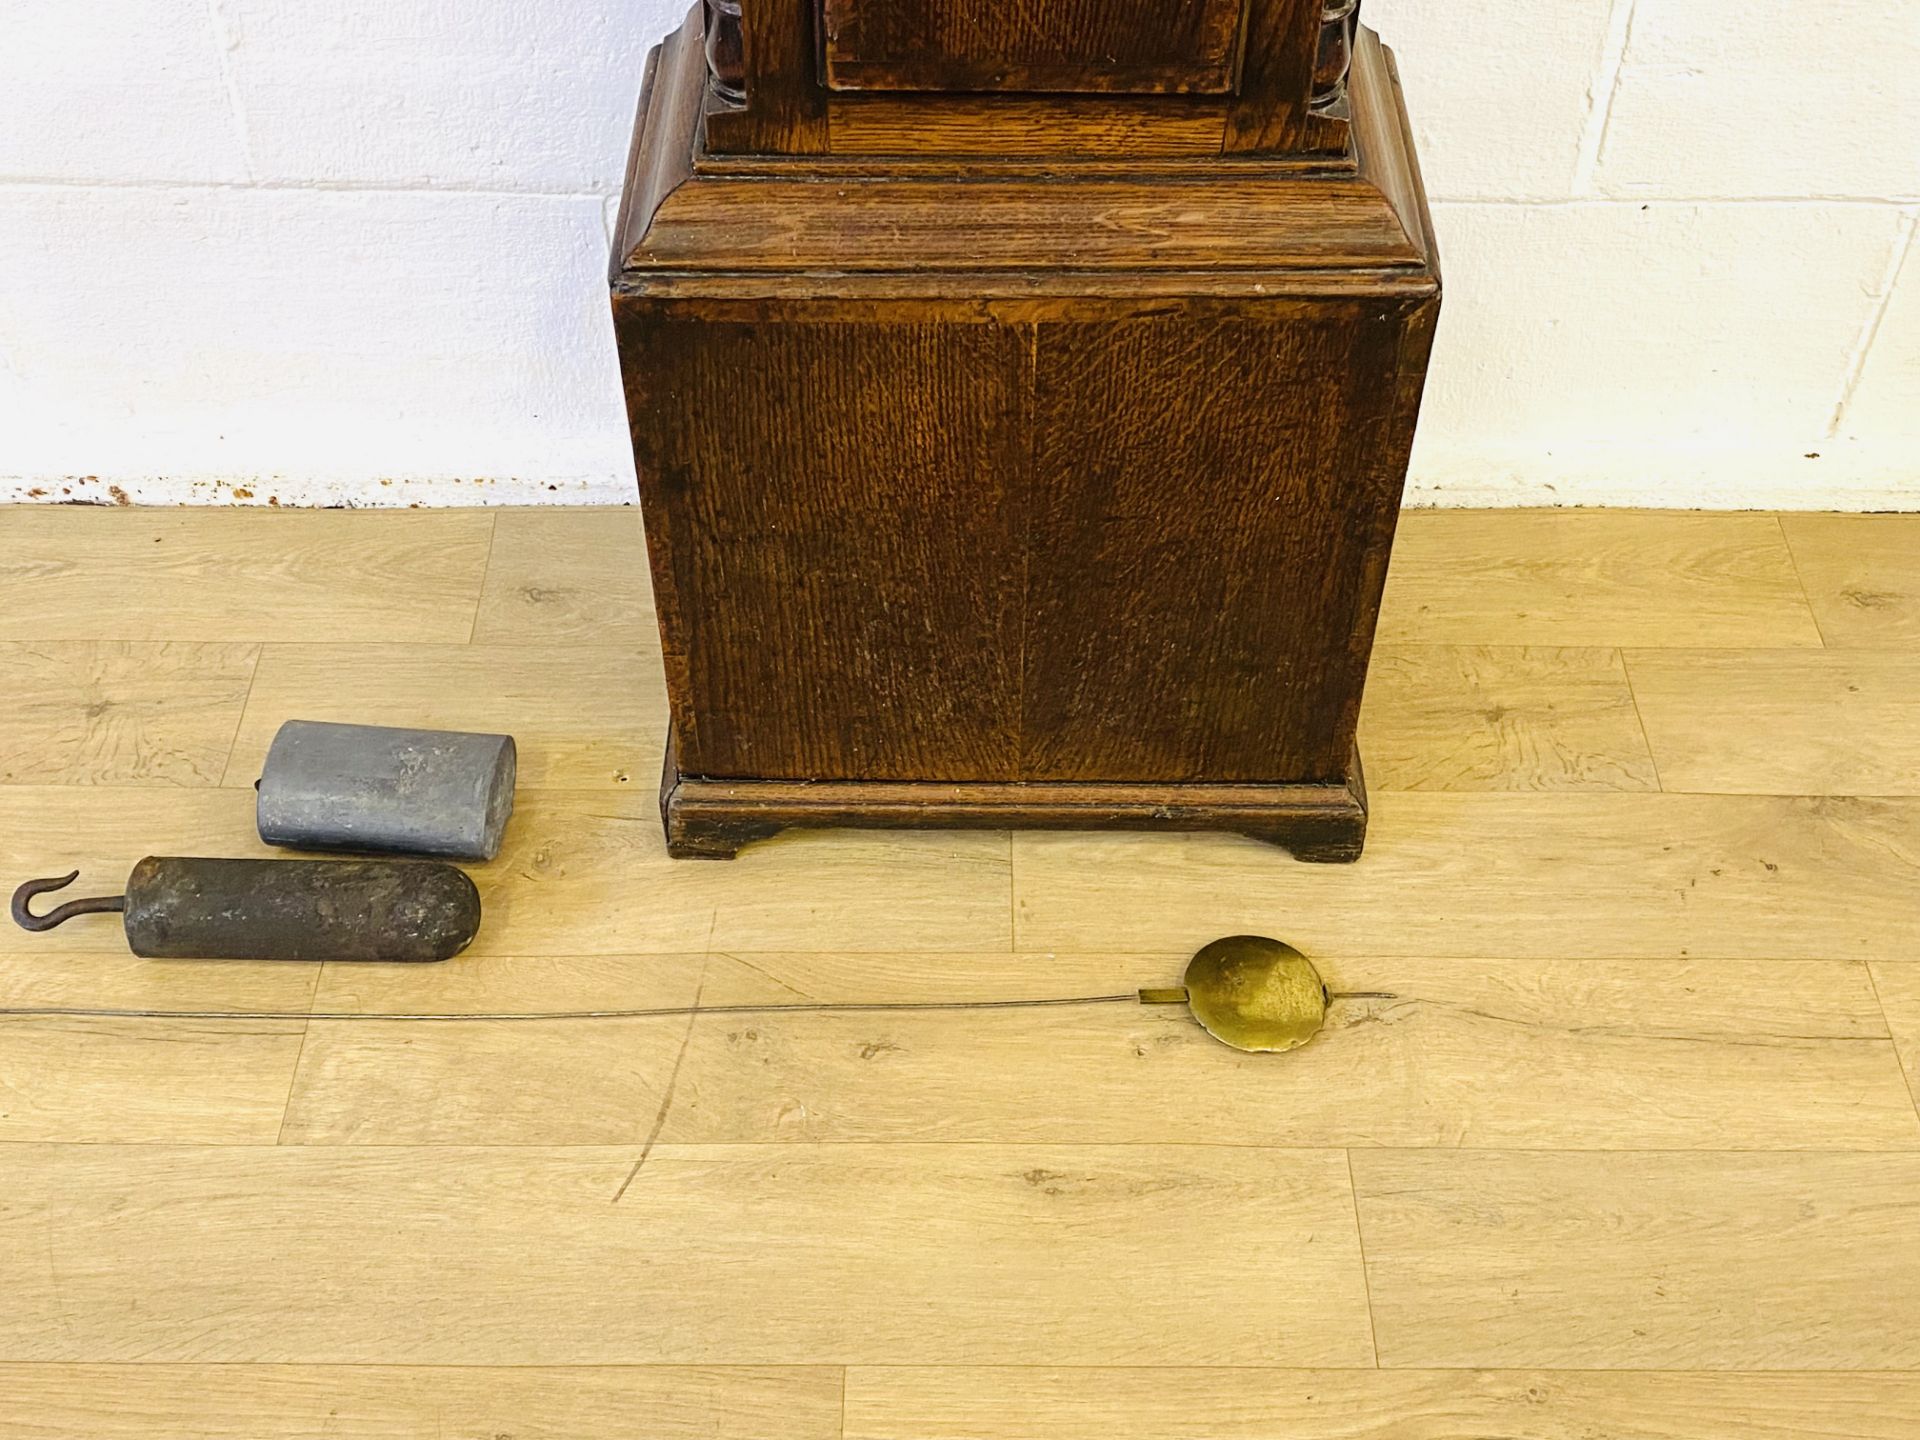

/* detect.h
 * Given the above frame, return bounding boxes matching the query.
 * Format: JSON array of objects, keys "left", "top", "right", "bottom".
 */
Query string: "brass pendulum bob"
[{"left": 1141, "top": 935, "right": 1329, "bottom": 1053}]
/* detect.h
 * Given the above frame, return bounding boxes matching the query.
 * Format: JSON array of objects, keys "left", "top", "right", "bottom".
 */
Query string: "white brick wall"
[
  {"left": 0, "top": 186, "right": 628, "bottom": 502},
  {"left": 1, "top": 0, "right": 1914, "bottom": 508}
]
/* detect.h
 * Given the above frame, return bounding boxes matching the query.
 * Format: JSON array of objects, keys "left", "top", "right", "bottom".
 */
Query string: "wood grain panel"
[
  {"left": 658, "top": 957, "right": 1917, "bottom": 1150},
  {"left": 628, "top": 178, "right": 1423, "bottom": 272},
  {"left": 0, "top": 786, "right": 1014, "bottom": 956},
  {"left": 827, "top": 96, "right": 1227, "bottom": 156},
  {"left": 845, "top": 1367, "right": 1920, "bottom": 1440},
  {"left": 1013, "top": 792, "right": 1920, "bottom": 959},
  {"left": 702, "top": 0, "right": 828, "bottom": 155},
  {"left": 224, "top": 643, "right": 665, "bottom": 789},
  {"left": 0, "top": 641, "right": 257, "bottom": 786},
  {"left": 820, "top": 0, "right": 1248, "bottom": 93},
  {"left": 1782, "top": 514, "right": 1920, "bottom": 647},
  {"left": 1023, "top": 302, "right": 1419, "bottom": 782},
  {"left": 1378, "top": 511, "right": 1823, "bottom": 648},
  {"left": 474, "top": 507, "right": 655, "bottom": 646},
  {"left": 0, "top": 507, "right": 493, "bottom": 642},
  {"left": 1352, "top": 1150, "right": 1920, "bottom": 1369},
  {"left": 1626, "top": 648, "right": 1920, "bottom": 795},
  {"left": 0, "top": 1144, "right": 1374, "bottom": 1366},
  {"left": 1360, "top": 646, "right": 1659, "bottom": 791},
  {"left": 1223, "top": 0, "right": 1321, "bottom": 153},
  {"left": 623, "top": 307, "right": 1026, "bottom": 780},
  {"left": 0, "top": 1364, "right": 844, "bottom": 1439}
]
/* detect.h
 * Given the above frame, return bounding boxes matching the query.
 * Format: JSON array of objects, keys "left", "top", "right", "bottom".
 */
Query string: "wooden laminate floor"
[{"left": 0, "top": 505, "right": 1917, "bottom": 1437}]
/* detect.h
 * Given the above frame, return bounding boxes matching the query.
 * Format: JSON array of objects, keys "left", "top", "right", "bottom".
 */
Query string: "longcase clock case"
[{"left": 612, "top": 0, "right": 1440, "bottom": 859}]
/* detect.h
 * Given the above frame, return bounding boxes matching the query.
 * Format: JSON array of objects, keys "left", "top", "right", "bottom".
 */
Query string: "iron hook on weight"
[{"left": 9, "top": 870, "right": 127, "bottom": 932}]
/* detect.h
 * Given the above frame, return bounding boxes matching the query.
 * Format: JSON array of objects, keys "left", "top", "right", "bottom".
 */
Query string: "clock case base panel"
[
  {"left": 660, "top": 726, "right": 1370, "bottom": 861},
  {"left": 614, "top": 13, "right": 1439, "bottom": 862}
]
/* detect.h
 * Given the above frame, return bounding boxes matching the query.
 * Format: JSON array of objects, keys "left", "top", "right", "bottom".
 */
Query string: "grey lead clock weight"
[{"left": 256, "top": 719, "right": 517, "bottom": 862}]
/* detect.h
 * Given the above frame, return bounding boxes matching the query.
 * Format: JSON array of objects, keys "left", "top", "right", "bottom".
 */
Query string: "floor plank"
[
  {"left": 0, "top": 1143, "right": 1374, "bottom": 1367},
  {"left": 279, "top": 1016, "right": 693, "bottom": 1145},
  {"left": 843, "top": 1367, "right": 1920, "bottom": 1440},
  {"left": 0, "top": 937, "right": 314, "bottom": 1149},
  {"left": 1351, "top": 1149, "right": 1920, "bottom": 1369},
  {"left": 1, "top": 853, "right": 320, "bottom": 1148},
  {"left": 276, "top": 953, "right": 1916, "bottom": 1150},
  {"left": 0, "top": 507, "right": 493, "bottom": 642},
  {"left": 0, "top": 641, "right": 258, "bottom": 786},
  {"left": 654, "top": 957, "right": 1919, "bottom": 1151},
  {"left": 0, "top": 1364, "right": 843, "bottom": 1440},
  {"left": 0, "top": 949, "right": 318, "bottom": 1014},
  {"left": 474, "top": 507, "right": 655, "bottom": 646},
  {"left": 0, "top": 787, "right": 1015, "bottom": 956},
  {"left": 223, "top": 642, "right": 666, "bottom": 788},
  {"left": 702, "top": 948, "right": 1171, "bottom": 1004},
  {"left": 1782, "top": 513, "right": 1920, "bottom": 647},
  {"left": 1360, "top": 646, "right": 1658, "bottom": 791},
  {"left": 1378, "top": 511, "right": 1823, "bottom": 647},
  {"left": 1627, "top": 648, "right": 1920, "bottom": 795},
  {"left": 1013, "top": 792, "right": 1920, "bottom": 960},
  {"left": 308, "top": 950, "right": 709, "bottom": 1015},
  {"left": 482, "top": 793, "right": 1014, "bottom": 955},
  {"left": 0, "top": 1017, "right": 305, "bottom": 1144},
  {"left": 286, "top": 951, "right": 1149, "bottom": 1147},
  {"left": 283, "top": 953, "right": 710, "bottom": 1145},
  {"left": 0, "top": 940, "right": 319, "bottom": 1152}
]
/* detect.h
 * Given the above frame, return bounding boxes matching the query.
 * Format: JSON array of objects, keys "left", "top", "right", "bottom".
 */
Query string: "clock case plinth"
[{"left": 613, "top": 2, "right": 1440, "bottom": 860}]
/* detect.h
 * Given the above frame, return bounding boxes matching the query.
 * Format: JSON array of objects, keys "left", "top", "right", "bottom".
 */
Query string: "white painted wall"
[{"left": 1, "top": 1, "right": 1914, "bottom": 509}]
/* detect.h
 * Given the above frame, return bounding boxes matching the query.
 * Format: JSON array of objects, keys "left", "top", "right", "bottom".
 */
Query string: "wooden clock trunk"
[{"left": 612, "top": 0, "right": 1440, "bottom": 859}]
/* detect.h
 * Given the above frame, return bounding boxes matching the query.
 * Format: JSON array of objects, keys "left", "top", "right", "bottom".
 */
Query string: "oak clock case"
[{"left": 611, "top": 0, "right": 1440, "bottom": 860}]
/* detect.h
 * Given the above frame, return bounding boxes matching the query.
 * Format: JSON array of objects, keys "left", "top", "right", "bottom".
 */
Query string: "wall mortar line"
[{"left": 0, "top": 176, "right": 612, "bottom": 202}]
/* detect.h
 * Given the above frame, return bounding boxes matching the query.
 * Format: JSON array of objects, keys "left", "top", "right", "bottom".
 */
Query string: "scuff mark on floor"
[{"left": 611, "top": 963, "right": 706, "bottom": 1204}]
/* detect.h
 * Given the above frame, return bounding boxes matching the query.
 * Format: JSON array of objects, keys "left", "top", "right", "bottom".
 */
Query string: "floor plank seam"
[
  {"left": 1, "top": 1360, "right": 1917, "bottom": 1373},
  {"left": 273, "top": 1019, "right": 314, "bottom": 1146},
  {"left": 1614, "top": 651, "right": 1670, "bottom": 795},
  {"left": 1006, "top": 831, "right": 1018, "bottom": 952},
  {"left": 210, "top": 643, "right": 266, "bottom": 788},
  {"left": 1775, "top": 514, "right": 1835, "bottom": 649},
  {"left": 15, "top": 1144, "right": 1920, "bottom": 1159},
  {"left": 1345, "top": 1149, "right": 1382, "bottom": 1368},
  {"left": 1867, "top": 964, "right": 1920, "bottom": 1125},
  {"left": 465, "top": 509, "right": 503, "bottom": 645}
]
